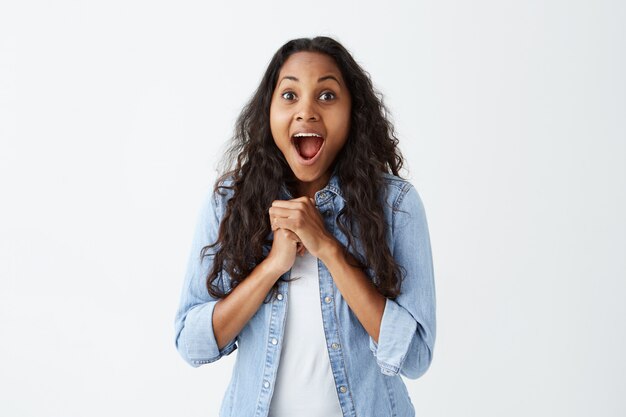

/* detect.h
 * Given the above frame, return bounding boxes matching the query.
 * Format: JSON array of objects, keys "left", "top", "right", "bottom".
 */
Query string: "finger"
[
  {"left": 296, "top": 239, "right": 307, "bottom": 255},
  {"left": 272, "top": 217, "right": 302, "bottom": 242},
  {"left": 269, "top": 213, "right": 294, "bottom": 230},
  {"left": 272, "top": 216, "right": 298, "bottom": 232},
  {"left": 290, "top": 232, "right": 302, "bottom": 244},
  {"left": 271, "top": 199, "right": 309, "bottom": 209},
  {"left": 268, "top": 206, "right": 295, "bottom": 218}
]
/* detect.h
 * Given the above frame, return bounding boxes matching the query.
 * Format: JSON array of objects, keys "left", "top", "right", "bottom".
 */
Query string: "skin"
[
  {"left": 269, "top": 51, "right": 352, "bottom": 199},
  {"left": 212, "top": 52, "right": 386, "bottom": 351}
]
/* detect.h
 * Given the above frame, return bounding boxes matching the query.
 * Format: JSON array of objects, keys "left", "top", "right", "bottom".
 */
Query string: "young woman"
[{"left": 174, "top": 36, "right": 436, "bottom": 417}]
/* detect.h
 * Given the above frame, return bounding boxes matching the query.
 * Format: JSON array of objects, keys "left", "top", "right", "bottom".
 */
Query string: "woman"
[{"left": 174, "top": 36, "right": 436, "bottom": 417}]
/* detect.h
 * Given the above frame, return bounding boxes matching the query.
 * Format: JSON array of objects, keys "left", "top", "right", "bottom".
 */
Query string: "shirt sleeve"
[
  {"left": 369, "top": 183, "right": 436, "bottom": 379},
  {"left": 174, "top": 185, "right": 237, "bottom": 367}
]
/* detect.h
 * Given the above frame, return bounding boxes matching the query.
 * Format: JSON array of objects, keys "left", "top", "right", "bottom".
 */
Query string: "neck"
[{"left": 296, "top": 174, "right": 331, "bottom": 199}]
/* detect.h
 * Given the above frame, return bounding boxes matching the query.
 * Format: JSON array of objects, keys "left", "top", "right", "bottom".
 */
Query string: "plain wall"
[{"left": 1, "top": 0, "right": 625, "bottom": 416}]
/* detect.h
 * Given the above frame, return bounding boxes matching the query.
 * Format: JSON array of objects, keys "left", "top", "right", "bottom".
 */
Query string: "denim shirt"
[{"left": 174, "top": 172, "right": 436, "bottom": 417}]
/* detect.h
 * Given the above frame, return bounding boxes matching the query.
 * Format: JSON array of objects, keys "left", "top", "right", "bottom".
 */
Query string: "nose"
[{"left": 295, "top": 97, "right": 319, "bottom": 121}]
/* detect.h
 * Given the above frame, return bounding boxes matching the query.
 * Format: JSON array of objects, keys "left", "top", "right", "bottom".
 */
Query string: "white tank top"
[{"left": 268, "top": 250, "right": 344, "bottom": 417}]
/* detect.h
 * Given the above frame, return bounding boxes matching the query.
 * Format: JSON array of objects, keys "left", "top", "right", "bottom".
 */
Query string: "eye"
[
  {"left": 319, "top": 91, "right": 336, "bottom": 101},
  {"left": 281, "top": 91, "right": 296, "bottom": 101}
]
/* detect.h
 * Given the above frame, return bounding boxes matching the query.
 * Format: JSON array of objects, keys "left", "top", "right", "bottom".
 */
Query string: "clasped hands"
[{"left": 268, "top": 196, "right": 337, "bottom": 266}]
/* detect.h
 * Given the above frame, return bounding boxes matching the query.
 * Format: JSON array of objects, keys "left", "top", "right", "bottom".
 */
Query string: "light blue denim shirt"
[{"left": 174, "top": 171, "right": 436, "bottom": 417}]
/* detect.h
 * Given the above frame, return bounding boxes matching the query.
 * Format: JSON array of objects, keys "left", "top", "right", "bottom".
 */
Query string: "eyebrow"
[{"left": 278, "top": 75, "right": 342, "bottom": 87}]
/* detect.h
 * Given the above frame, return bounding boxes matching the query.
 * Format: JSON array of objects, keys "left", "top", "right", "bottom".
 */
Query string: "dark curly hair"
[{"left": 202, "top": 36, "right": 407, "bottom": 302}]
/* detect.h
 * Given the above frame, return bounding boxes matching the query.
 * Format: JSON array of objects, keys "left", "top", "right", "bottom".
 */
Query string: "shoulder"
[
  {"left": 199, "top": 174, "right": 237, "bottom": 222},
  {"left": 214, "top": 174, "right": 237, "bottom": 199},
  {"left": 379, "top": 172, "right": 423, "bottom": 212}
]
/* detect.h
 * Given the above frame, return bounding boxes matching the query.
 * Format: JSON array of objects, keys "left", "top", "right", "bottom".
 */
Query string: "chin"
[{"left": 290, "top": 163, "right": 323, "bottom": 180}]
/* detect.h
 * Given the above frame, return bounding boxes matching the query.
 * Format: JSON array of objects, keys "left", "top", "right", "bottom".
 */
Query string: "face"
[{"left": 269, "top": 51, "right": 352, "bottom": 198}]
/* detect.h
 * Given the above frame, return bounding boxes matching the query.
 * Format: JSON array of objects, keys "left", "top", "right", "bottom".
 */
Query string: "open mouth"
[{"left": 292, "top": 132, "right": 325, "bottom": 162}]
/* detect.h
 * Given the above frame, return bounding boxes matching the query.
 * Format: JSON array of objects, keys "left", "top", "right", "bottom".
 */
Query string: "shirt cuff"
[
  {"left": 369, "top": 297, "right": 418, "bottom": 376},
  {"left": 183, "top": 301, "right": 237, "bottom": 366}
]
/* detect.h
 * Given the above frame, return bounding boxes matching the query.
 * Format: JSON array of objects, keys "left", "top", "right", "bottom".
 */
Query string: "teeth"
[{"left": 293, "top": 133, "right": 322, "bottom": 138}]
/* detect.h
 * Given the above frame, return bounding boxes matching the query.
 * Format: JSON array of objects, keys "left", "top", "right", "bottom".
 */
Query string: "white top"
[{"left": 268, "top": 250, "right": 344, "bottom": 417}]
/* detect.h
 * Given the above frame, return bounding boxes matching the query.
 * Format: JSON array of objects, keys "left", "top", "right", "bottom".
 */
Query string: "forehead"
[{"left": 278, "top": 51, "right": 343, "bottom": 79}]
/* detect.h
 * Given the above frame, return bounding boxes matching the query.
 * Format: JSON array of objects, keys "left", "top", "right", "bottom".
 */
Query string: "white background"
[{"left": 1, "top": 1, "right": 625, "bottom": 416}]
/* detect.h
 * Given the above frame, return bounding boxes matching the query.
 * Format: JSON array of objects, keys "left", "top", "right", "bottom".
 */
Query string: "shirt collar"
[
  {"left": 322, "top": 170, "right": 344, "bottom": 201},
  {"left": 279, "top": 165, "right": 345, "bottom": 203}
]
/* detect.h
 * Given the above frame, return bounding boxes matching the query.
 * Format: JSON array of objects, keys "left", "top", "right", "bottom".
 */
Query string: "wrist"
[
  {"left": 257, "top": 257, "right": 285, "bottom": 282},
  {"left": 317, "top": 236, "right": 342, "bottom": 265}
]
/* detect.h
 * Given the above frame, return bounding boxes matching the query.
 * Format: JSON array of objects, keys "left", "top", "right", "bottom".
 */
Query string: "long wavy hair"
[{"left": 202, "top": 36, "right": 407, "bottom": 302}]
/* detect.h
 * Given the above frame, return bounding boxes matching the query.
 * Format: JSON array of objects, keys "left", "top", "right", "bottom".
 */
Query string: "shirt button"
[
  {"left": 324, "top": 296, "right": 332, "bottom": 303},
  {"left": 339, "top": 386, "right": 347, "bottom": 393},
  {"left": 271, "top": 338, "right": 278, "bottom": 345},
  {"left": 264, "top": 381, "right": 270, "bottom": 389},
  {"left": 277, "top": 293, "right": 283, "bottom": 301},
  {"left": 331, "top": 343, "right": 340, "bottom": 350}
]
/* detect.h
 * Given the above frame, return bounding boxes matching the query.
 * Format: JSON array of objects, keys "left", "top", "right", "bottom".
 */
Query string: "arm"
[
  {"left": 368, "top": 184, "right": 436, "bottom": 379},
  {"left": 212, "top": 261, "right": 282, "bottom": 350},
  {"left": 270, "top": 196, "right": 387, "bottom": 344},
  {"left": 174, "top": 186, "right": 293, "bottom": 367},
  {"left": 173, "top": 187, "right": 236, "bottom": 367},
  {"left": 319, "top": 184, "right": 435, "bottom": 379},
  {"left": 318, "top": 244, "right": 387, "bottom": 344}
]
